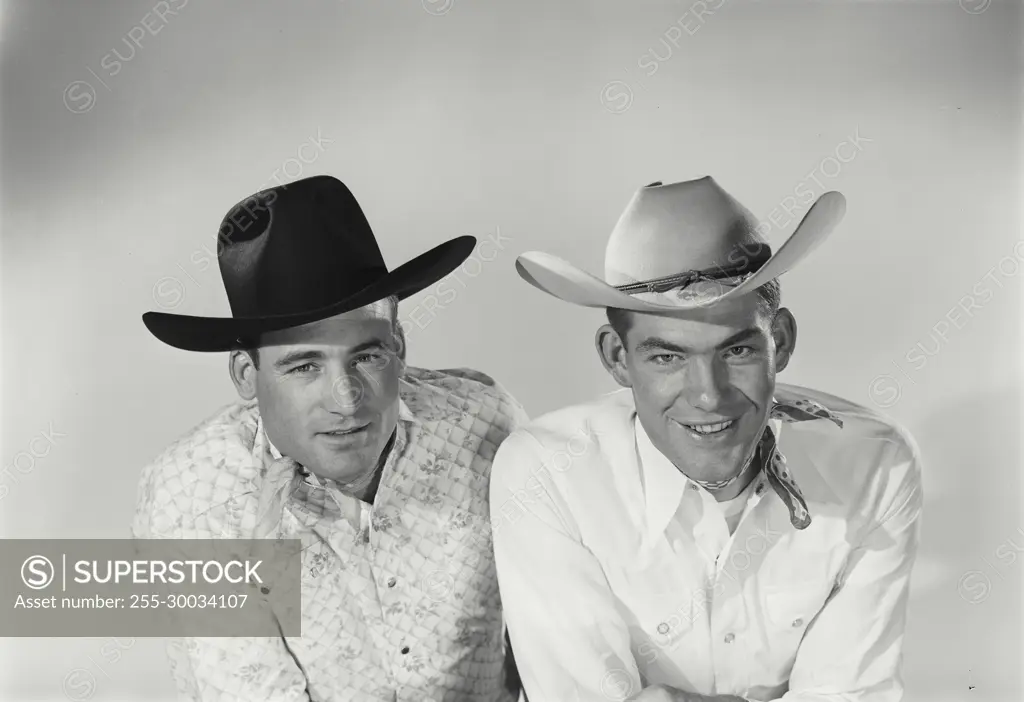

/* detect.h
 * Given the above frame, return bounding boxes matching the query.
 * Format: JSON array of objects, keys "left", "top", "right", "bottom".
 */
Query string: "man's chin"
[
  {"left": 309, "top": 448, "right": 380, "bottom": 480},
  {"left": 666, "top": 426, "right": 760, "bottom": 473}
]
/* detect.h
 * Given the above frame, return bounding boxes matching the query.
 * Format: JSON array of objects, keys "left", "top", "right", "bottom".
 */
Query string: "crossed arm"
[{"left": 492, "top": 432, "right": 922, "bottom": 702}]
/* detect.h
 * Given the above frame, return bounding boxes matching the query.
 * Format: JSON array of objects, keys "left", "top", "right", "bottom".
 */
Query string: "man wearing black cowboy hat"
[
  {"left": 132, "top": 175, "right": 528, "bottom": 701},
  {"left": 492, "top": 178, "right": 923, "bottom": 701}
]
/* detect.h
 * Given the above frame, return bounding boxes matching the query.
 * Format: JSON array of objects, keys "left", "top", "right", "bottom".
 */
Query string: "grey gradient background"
[{"left": 1, "top": 0, "right": 1021, "bottom": 700}]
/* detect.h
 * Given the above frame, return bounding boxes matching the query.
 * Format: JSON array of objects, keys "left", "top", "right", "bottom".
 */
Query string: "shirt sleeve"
[
  {"left": 775, "top": 437, "right": 924, "bottom": 702},
  {"left": 132, "top": 469, "right": 311, "bottom": 702},
  {"left": 161, "top": 635, "right": 311, "bottom": 702},
  {"left": 491, "top": 430, "right": 641, "bottom": 702},
  {"left": 437, "top": 366, "right": 531, "bottom": 431}
]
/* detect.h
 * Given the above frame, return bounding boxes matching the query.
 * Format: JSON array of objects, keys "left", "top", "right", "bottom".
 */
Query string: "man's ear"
[
  {"left": 595, "top": 324, "right": 633, "bottom": 389},
  {"left": 229, "top": 350, "right": 258, "bottom": 400},
  {"left": 772, "top": 308, "right": 798, "bottom": 373}
]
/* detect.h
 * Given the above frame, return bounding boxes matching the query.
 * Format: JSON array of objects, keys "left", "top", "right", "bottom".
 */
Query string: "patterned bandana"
[{"left": 691, "top": 396, "right": 843, "bottom": 530}]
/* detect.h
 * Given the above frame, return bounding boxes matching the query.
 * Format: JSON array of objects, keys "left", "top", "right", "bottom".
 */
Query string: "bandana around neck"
[{"left": 690, "top": 396, "right": 843, "bottom": 530}]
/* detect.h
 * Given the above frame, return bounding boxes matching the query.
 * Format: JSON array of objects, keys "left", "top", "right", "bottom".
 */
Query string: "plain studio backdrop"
[{"left": 1, "top": 1, "right": 1021, "bottom": 700}]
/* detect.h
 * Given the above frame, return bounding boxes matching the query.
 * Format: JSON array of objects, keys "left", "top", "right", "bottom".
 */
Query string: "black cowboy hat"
[{"left": 142, "top": 175, "right": 475, "bottom": 352}]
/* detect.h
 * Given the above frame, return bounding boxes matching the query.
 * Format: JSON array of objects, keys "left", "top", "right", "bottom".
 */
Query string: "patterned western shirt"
[{"left": 133, "top": 367, "right": 528, "bottom": 702}]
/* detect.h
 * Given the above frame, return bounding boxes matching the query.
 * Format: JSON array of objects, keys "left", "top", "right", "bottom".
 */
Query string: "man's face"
[
  {"left": 599, "top": 294, "right": 795, "bottom": 483},
  {"left": 231, "top": 303, "right": 403, "bottom": 483}
]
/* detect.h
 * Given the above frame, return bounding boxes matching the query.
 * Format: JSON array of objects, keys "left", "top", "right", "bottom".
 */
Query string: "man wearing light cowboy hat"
[
  {"left": 491, "top": 177, "right": 923, "bottom": 702},
  {"left": 132, "top": 175, "right": 528, "bottom": 701}
]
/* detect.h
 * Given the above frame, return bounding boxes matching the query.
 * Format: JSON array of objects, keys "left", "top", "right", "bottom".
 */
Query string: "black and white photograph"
[{"left": 1, "top": 1, "right": 1021, "bottom": 701}]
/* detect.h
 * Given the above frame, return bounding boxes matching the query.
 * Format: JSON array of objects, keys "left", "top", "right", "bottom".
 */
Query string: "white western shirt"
[{"left": 490, "top": 383, "right": 923, "bottom": 702}]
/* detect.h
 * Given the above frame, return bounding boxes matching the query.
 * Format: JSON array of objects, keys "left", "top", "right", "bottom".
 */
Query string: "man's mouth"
[
  {"left": 677, "top": 419, "right": 735, "bottom": 436},
  {"left": 319, "top": 424, "right": 368, "bottom": 437}
]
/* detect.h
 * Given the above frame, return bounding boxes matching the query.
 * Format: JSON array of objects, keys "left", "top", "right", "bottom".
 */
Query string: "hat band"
[{"left": 612, "top": 246, "right": 772, "bottom": 296}]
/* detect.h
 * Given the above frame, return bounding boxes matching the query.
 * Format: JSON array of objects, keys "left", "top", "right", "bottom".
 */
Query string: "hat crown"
[
  {"left": 603, "top": 176, "right": 766, "bottom": 286},
  {"left": 217, "top": 175, "right": 388, "bottom": 318}
]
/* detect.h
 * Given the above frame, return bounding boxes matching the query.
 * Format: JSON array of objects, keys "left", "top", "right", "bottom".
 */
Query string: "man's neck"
[
  {"left": 710, "top": 460, "right": 758, "bottom": 502},
  {"left": 707, "top": 429, "right": 767, "bottom": 502},
  {"left": 338, "top": 429, "right": 398, "bottom": 505}
]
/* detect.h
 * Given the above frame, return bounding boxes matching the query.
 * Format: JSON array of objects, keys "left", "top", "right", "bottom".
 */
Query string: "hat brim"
[
  {"left": 515, "top": 191, "right": 846, "bottom": 312},
  {"left": 142, "top": 236, "right": 476, "bottom": 352}
]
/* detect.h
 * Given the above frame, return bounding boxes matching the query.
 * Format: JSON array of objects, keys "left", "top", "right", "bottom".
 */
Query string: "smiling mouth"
[{"left": 678, "top": 420, "right": 735, "bottom": 436}]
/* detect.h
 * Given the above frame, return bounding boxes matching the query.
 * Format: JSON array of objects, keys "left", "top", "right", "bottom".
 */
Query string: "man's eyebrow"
[
  {"left": 633, "top": 337, "right": 688, "bottom": 355},
  {"left": 273, "top": 349, "right": 325, "bottom": 368},
  {"left": 348, "top": 338, "right": 393, "bottom": 355},
  {"left": 633, "top": 328, "right": 764, "bottom": 354}
]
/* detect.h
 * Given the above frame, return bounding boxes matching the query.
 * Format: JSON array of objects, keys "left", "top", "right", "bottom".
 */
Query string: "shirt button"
[
  {"left": 387, "top": 577, "right": 397, "bottom": 588},
  {"left": 690, "top": 484, "right": 700, "bottom": 492},
  {"left": 657, "top": 622, "right": 670, "bottom": 635},
  {"left": 724, "top": 632, "right": 735, "bottom": 643},
  {"left": 401, "top": 646, "right": 410, "bottom": 654},
  {"left": 755, "top": 483, "right": 766, "bottom": 496},
  {"left": 792, "top": 618, "right": 804, "bottom": 628}
]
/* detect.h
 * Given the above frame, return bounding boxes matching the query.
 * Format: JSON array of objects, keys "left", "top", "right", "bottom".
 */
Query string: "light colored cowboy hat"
[{"left": 515, "top": 176, "right": 846, "bottom": 311}]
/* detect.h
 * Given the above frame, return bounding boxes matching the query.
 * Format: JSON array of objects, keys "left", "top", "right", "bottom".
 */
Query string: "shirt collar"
[
  {"left": 635, "top": 414, "right": 691, "bottom": 540},
  {"left": 398, "top": 397, "right": 418, "bottom": 425}
]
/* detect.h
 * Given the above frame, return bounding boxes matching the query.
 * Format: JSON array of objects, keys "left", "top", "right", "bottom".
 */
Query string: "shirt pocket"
[
  {"left": 761, "top": 582, "right": 831, "bottom": 641},
  {"left": 633, "top": 589, "right": 703, "bottom": 653},
  {"left": 612, "top": 560, "right": 702, "bottom": 649}
]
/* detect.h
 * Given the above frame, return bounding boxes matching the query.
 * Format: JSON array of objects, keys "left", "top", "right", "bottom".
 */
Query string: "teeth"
[{"left": 684, "top": 420, "right": 733, "bottom": 435}]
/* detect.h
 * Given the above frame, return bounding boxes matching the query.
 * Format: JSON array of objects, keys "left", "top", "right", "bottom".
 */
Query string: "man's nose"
[
  {"left": 682, "top": 357, "right": 729, "bottom": 413},
  {"left": 327, "top": 368, "right": 366, "bottom": 415}
]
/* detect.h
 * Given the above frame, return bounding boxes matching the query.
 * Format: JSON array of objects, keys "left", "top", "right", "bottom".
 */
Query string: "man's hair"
[
  {"left": 605, "top": 278, "right": 782, "bottom": 341},
  {"left": 245, "top": 295, "right": 405, "bottom": 369}
]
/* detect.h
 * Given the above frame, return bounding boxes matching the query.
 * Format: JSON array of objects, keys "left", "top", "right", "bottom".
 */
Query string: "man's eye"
[
  {"left": 290, "top": 363, "right": 317, "bottom": 374},
  {"left": 726, "top": 346, "right": 754, "bottom": 358},
  {"left": 650, "top": 354, "right": 679, "bottom": 365},
  {"left": 354, "top": 352, "right": 389, "bottom": 369}
]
